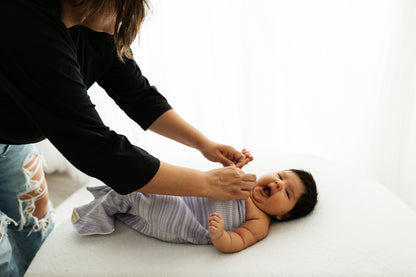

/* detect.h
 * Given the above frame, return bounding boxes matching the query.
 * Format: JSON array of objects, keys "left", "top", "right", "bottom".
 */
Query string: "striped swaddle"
[{"left": 72, "top": 185, "right": 246, "bottom": 244}]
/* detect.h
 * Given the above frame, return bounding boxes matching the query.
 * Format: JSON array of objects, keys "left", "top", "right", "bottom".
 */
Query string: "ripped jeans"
[{"left": 0, "top": 144, "right": 54, "bottom": 277}]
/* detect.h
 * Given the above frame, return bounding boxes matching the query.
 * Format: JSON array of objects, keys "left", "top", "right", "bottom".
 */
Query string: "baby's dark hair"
[{"left": 278, "top": 169, "right": 318, "bottom": 222}]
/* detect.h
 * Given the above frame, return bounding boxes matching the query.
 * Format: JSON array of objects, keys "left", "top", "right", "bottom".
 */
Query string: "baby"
[{"left": 72, "top": 150, "right": 318, "bottom": 253}]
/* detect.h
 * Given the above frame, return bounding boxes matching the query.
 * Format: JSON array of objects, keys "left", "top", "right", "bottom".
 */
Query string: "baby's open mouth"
[{"left": 262, "top": 187, "right": 271, "bottom": 197}]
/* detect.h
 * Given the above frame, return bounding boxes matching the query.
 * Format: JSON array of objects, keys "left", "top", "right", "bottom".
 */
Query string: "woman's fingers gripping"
[
  {"left": 207, "top": 166, "right": 257, "bottom": 200},
  {"left": 241, "top": 172, "right": 257, "bottom": 191}
]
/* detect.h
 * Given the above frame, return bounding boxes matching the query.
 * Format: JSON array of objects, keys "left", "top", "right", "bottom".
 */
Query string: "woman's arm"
[
  {"left": 148, "top": 109, "right": 210, "bottom": 149},
  {"left": 137, "top": 162, "right": 256, "bottom": 200},
  {"left": 148, "top": 109, "right": 251, "bottom": 168},
  {"left": 208, "top": 212, "right": 270, "bottom": 253}
]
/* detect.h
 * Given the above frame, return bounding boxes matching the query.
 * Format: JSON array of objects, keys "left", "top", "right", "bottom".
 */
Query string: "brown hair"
[{"left": 67, "top": 0, "right": 150, "bottom": 61}]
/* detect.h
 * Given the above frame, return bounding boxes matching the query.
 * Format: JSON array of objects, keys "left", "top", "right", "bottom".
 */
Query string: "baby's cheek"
[{"left": 256, "top": 177, "right": 268, "bottom": 187}]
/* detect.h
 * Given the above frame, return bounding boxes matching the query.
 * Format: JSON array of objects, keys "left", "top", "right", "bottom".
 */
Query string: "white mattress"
[{"left": 25, "top": 153, "right": 416, "bottom": 277}]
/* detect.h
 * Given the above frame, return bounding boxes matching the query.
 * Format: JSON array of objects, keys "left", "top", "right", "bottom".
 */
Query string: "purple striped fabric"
[{"left": 73, "top": 185, "right": 246, "bottom": 244}]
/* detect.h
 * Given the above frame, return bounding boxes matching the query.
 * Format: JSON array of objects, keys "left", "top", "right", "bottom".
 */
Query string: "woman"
[{"left": 0, "top": 0, "right": 257, "bottom": 276}]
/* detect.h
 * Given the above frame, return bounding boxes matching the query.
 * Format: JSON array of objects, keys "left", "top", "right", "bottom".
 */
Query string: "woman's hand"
[
  {"left": 148, "top": 110, "right": 253, "bottom": 169},
  {"left": 205, "top": 165, "right": 257, "bottom": 200},
  {"left": 200, "top": 141, "right": 254, "bottom": 169},
  {"left": 138, "top": 161, "right": 256, "bottom": 200}
]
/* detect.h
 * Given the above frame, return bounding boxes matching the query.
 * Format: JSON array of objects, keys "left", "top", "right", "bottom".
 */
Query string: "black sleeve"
[
  {"left": 97, "top": 52, "right": 172, "bottom": 130},
  {"left": 0, "top": 1, "right": 161, "bottom": 194}
]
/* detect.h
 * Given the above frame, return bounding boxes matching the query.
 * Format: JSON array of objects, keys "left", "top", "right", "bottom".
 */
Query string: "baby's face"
[{"left": 250, "top": 170, "right": 306, "bottom": 220}]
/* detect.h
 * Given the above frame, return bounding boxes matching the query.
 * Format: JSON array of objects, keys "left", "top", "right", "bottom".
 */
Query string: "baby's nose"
[{"left": 272, "top": 180, "right": 283, "bottom": 191}]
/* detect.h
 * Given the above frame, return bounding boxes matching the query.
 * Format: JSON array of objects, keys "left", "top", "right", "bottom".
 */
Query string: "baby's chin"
[{"left": 249, "top": 194, "right": 275, "bottom": 219}]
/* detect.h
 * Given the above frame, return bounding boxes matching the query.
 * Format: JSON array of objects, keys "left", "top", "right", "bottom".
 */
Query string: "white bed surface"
[{"left": 25, "top": 154, "right": 416, "bottom": 277}]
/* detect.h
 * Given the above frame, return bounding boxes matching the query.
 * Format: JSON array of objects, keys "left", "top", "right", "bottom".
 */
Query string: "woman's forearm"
[
  {"left": 138, "top": 161, "right": 256, "bottom": 200},
  {"left": 137, "top": 161, "right": 210, "bottom": 197},
  {"left": 148, "top": 109, "right": 210, "bottom": 150},
  {"left": 148, "top": 109, "right": 250, "bottom": 167},
  {"left": 145, "top": 109, "right": 257, "bottom": 200}
]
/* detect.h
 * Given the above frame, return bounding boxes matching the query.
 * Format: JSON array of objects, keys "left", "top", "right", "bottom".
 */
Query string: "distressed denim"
[{"left": 0, "top": 144, "right": 54, "bottom": 277}]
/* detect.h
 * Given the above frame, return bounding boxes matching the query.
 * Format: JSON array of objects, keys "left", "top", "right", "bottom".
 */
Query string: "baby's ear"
[{"left": 275, "top": 213, "right": 289, "bottom": 221}]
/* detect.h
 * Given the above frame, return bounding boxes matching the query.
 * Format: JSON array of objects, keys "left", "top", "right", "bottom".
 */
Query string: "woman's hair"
[
  {"left": 67, "top": 0, "right": 150, "bottom": 61},
  {"left": 278, "top": 169, "right": 318, "bottom": 222}
]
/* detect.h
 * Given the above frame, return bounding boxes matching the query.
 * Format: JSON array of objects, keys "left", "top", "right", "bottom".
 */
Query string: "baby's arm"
[{"left": 209, "top": 212, "right": 269, "bottom": 253}]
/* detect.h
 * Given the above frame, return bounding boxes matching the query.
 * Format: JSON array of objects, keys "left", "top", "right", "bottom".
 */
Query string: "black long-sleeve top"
[{"left": 0, "top": 0, "right": 172, "bottom": 194}]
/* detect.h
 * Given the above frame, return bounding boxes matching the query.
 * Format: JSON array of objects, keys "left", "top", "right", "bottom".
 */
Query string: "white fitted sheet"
[{"left": 25, "top": 153, "right": 416, "bottom": 277}]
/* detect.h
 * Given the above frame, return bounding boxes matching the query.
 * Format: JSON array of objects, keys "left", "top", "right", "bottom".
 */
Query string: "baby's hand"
[
  {"left": 209, "top": 213, "right": 225, "bottom": 241},
  {"left": 236, "top": 149, "right": 254, "bottom": 169}
]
